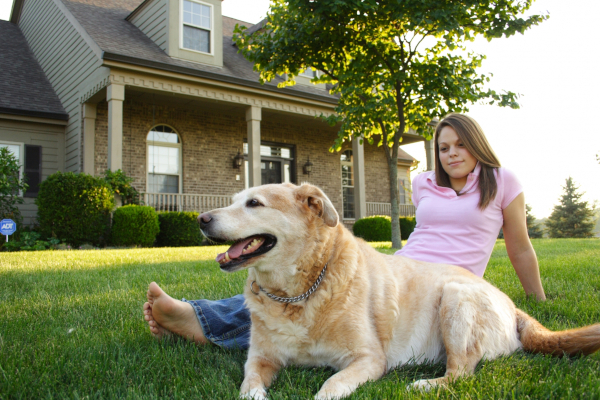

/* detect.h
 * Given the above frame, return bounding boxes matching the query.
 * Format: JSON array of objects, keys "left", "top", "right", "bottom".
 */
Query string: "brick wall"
[{"left": 93, "top": 99, "right": 391, "bottom": 216}]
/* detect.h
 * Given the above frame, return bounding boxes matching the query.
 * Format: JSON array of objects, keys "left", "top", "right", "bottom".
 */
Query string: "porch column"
[
  {"left": 352, "top": 137, "right": 366, "bottom": 220},
  {"left": 82, "top": 103, "right": 96, "bottom": 175},
  {"left": 107, "top": 83, "right": 125, "bottom": 171},
  {"left": 246, "top": 106, "right": 261, "bottom": 187},
  {"left": 424, "top": 138, "right": 435, "bottom": 171}
]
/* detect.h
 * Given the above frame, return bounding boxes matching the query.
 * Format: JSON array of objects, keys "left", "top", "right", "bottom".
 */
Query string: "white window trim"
[
  {"left": 341, "top": 152, "right": 355, "bottom": 220},
  {"left": 299, "top": 68, "right": 318, "bottom": 79},
  {"left": 0, "top": 141, "right": 25, "bottom": 196},
  {"left": 146, "top": 125, "right": 183, "bottom": 194},
  {"left": 179, "top": 0, "right": 214, "bottom": 56}
]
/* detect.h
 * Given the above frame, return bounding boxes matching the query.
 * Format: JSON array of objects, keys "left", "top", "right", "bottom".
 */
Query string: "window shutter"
[{"left": 24, "top": 145, "right": 42, "bottom": 197}]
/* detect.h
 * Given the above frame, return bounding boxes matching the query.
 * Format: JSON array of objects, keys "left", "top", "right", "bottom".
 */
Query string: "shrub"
[
  {"left": 111, "top": 205, "right": 159, "bottom": 247},
  {"left": 36, "top": 172, "right": 115, "bottom": 247},
  {"left": 2, "top": 231, "right": 61, "bottom": 252},
  {"left": 353, "top": 215, "right": 416, "bottom": 242},
  {"left": 103, "top": 169, "right": 142, "bottom": 205},
  {"left": 156, "top": 212, "right": 203, "bottom": 247},
  {"left": 399, "top": 217, "right": 416, "bottom": 240},
  {"left": 353, "top": 215, "right": 391, "bottom": 242}
]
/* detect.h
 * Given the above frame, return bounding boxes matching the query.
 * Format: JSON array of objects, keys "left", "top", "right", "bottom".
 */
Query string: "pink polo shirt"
[{"left": 395, "top": 164, "right": 522, "bottom": 277}]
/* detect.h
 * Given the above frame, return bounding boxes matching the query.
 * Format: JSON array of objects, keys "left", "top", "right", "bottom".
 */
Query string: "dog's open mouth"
[{"left": 215, "top": 234, "right": 277, "bottom": 270}]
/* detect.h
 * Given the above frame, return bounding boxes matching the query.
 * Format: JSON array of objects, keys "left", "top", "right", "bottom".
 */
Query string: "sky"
[{"left": 1, "top": 0, "right": 598, "bottom": 218}]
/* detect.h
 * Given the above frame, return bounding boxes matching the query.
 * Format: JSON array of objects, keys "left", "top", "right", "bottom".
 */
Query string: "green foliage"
[
  {"left": 2, "top": 231, "right": 61, "bottom": 252},
  {"left": 546, "top": 177, "right": 596, "bottom": 238},
  {"left": 353, "top": 215, "right": 391, "bottom": 242},
  {"left": 103, "top": 169, "right": 142, "bottom": 205},
  {"left": 0, "top": 147, "right": 28, "bottom": 227},
  {"left": 156, "top": 212, "right": 203, "bottom": 247},
  {"left": 354, "top": 216, "right": 416, "bottom": 242},
  {"left": 111, "top": 205, "right": 159, "bottom": 247},
  {"left": 526, "top": 204, "right": 543, "bottom": 239},
  {"left": 234, "top": 0, "right": 547, "bottom": 248},
  {"left": 399, "top": 217, "right": 416, "bottom": 240},
  {"left": 499, "top": 204, "right": 543, "bottom": 239},
  {"left": 36, "top": 172, "right": 115, "bottom": 247}
]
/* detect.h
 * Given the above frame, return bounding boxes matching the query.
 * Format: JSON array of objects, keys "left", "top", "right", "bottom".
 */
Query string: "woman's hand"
[{"left": 502, "top": 193, "right": 546, "bottom": 301}]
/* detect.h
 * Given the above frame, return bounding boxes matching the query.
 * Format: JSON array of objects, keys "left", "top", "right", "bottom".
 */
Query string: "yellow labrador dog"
[{"left": 199, "top": 183, "right": 600, "bottom": 399}]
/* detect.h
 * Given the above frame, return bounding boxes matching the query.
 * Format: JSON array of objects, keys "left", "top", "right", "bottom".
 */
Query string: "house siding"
[
  {"left": 18, "top": 0, "right": 102, "bottom": 173},
  {"left": 129, "top": 0, "right": 169, "bottom": 52},
  {"left": 92, "top": 100, "right": 390, "bottom": 215},
  {"left": 0, "top": 118, "right": 65, "bottom": 226}
]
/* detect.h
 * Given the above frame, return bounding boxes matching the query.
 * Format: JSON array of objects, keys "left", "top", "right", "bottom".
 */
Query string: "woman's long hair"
[{"left": 434, "top": 114, "right": 501, "bottom": 210}]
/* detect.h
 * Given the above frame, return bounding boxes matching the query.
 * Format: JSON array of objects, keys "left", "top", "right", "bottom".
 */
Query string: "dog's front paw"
[
  {"left": 240, "top": 388, "right": 267, "bottom": 400},
  {"left": 408, "top": 379, "right": 434, "bottom": 392},
  {"left": 314, "top": 384, "right": 348, "bottom": 400}
]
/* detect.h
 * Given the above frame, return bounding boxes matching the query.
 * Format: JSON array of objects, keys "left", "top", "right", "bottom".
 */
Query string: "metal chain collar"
[{"left": 250, "top": 263, "right": 328, "bottom": 303}]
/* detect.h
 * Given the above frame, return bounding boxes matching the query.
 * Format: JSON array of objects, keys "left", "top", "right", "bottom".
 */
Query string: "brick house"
[{"left": 3, "top": 0, "right": 432, "bottom": 228}]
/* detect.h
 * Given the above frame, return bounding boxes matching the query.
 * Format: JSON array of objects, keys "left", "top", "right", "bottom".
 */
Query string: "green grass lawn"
[{"left": 1, "top": 239, "right": 600, "bottom": 399}]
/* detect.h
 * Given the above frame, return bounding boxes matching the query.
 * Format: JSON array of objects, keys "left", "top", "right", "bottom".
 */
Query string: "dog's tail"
[{"left": 516, "top": 308, "right": 600, "bottom": 356}]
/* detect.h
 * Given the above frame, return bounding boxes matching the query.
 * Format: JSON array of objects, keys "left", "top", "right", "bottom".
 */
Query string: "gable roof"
[
  {"left": 397, "top": 147, "right": 417, "bottom": 163},
  {"left": 56, "top": 0, "right": 337, "bottom": 104},
  {"left": 0, "top": 20, "right": 68, "bottom": 121}
]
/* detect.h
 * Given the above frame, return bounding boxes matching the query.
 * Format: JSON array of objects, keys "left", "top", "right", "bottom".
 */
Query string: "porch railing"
[
  {"left": 143, "top": 193, "right": 232, "bottom": 213},
  {"left": 366, "top": 202, "right": 416, "bottom": 218},
  {"left": 142, "top": 194, "right": 415, "bottom": 218}
]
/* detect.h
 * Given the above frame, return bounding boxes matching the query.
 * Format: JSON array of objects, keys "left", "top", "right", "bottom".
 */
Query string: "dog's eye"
[{"left": 246, "top": 199, "right": 262, "bottom": 207}]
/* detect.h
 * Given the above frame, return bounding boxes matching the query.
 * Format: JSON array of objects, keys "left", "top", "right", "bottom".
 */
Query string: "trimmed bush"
[
  {"left": 353, "top": 215, "right": 417, "bottom": 242},
  {"left": 353, "top": 215, "right": 391, "bottom": 242},
  {"left": 400, "top": 217, "right": 416, "bottom": 240},
  {"left": 36, "top": 172, "right": 115, "bottom": 247},
  {"left": 156, "top": 212, "right": 203, "bottom": 247},
  {"left": 111, "top": 205, "right": 159, "bottom": 247}
]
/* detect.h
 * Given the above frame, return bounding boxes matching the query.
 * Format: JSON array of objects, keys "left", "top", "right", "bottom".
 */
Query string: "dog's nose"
[{"left": 198, "top": 213, "right": 212, "bottom": 229}]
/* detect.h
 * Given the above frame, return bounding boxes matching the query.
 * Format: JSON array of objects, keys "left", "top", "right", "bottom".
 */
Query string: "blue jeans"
[{"left": 183, "top": 294, "right": 251, "bottom": 350}]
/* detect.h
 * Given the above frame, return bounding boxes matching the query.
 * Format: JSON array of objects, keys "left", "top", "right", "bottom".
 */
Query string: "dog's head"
[{"left": 199, "top": 183, "right": 338, "bottom": 272}]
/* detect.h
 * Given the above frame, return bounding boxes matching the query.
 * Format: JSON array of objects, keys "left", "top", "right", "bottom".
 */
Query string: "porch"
[
  {"left": 143, "top": 192, "right": 416, "bottom": 218},
  {"left": 84, "top": 72, "right": 429, "bottom": 223}
]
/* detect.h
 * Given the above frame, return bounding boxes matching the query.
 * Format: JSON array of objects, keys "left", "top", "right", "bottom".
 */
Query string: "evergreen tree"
[
  {"left": 546, "top": 177, "right": 596, "bottom": 238},
  {"left": 526, "top": 204, "right": 543, "bottom": 239},
  {"left": 498, "top": 203, "right": 543, "bottom": 239}
]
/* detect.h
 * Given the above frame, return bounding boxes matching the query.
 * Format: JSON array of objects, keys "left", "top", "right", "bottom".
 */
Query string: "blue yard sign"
[{"left": 1, "top": 219, "right": 16, "bottom": 242}]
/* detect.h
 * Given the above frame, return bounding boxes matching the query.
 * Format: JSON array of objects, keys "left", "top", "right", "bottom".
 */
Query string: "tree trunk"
[{"left": 387, "top": 151, "right": 402, "bottom": 249}]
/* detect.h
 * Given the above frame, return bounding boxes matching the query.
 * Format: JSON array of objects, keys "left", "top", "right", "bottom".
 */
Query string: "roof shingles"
[{"left": 0, "top": 20, "right": 68, "bottom": 120}]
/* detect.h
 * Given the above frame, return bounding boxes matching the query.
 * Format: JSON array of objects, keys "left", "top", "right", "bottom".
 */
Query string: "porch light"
[
  {"left": 303, "top": 157, "right": 313, "bottom": 175},
  {"left": 233, "top": 150, "right": 244, "bottom": 169}
]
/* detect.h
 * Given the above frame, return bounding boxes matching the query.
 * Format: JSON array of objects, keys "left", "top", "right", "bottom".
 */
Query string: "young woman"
[{"left": 143, "top": 113, "right": 546, "bottom": 349}]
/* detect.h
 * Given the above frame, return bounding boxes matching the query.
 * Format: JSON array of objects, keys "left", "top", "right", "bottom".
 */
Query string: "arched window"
[
  {"left": 340, "top": 150, "right": 355, "bottom": 219},
  {"left": 147, "top": 125, "right": 182, "bottom": 193}
]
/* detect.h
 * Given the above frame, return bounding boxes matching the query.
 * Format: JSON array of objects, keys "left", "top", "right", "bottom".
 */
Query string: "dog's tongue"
[{"left": 216, "top": 237, "right": 256, "bottom": 263}]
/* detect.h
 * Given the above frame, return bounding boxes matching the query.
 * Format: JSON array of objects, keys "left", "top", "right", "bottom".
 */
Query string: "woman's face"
[{"left": 438, "top": 126, "right": 478, "bottom": 191}]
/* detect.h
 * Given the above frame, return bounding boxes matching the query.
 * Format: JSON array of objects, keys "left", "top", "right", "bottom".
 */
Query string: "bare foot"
[{"left": 143, "top": 282, "right": 208, "bottom": 344}]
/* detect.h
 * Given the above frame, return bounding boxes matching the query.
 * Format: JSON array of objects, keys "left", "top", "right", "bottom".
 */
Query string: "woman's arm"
[{"left": 502, "top": 192, "right": 546, "bottom": 301}]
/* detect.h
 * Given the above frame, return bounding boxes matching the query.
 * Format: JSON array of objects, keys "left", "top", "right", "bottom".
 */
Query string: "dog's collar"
[{"left": 250, "top": 263, "right": 328, "bottom": 303}]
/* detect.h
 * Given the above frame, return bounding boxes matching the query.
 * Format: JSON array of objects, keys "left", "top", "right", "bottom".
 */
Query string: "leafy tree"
[
  {"left": 0, "top": 147, "right": 28, "bottom": 228},
  {"left": 526, "top": 204, "right": 543, "bottom": 239},
  {"left": 234, "top": 0, "right": 546, "bottom": 248},
  {"left": 546, "top": 177, "right": 596, "bottom": 238}
]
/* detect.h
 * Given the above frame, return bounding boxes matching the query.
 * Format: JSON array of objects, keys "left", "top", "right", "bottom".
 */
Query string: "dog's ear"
[{"left": 295, "top": 184, "right": 339, "bottom": 227}]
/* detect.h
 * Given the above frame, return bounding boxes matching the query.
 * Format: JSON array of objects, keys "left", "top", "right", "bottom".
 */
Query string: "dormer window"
[
  {"left": 295, "top": 68, "right": 326, "bottom": 89},
  {"left": 300, "top": 69, "right": 317, "bottom": 78},
  {"left": 182, "top": 0, "right": 212, "bottom": 54}
]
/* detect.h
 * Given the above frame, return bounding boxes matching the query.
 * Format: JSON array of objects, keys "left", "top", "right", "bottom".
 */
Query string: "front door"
[
  {"left": 261, "top": 161, "right": 282, "bottom": 184},
  {"left": 244, "top": 142, "right": 295, "bottom": 188}
]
